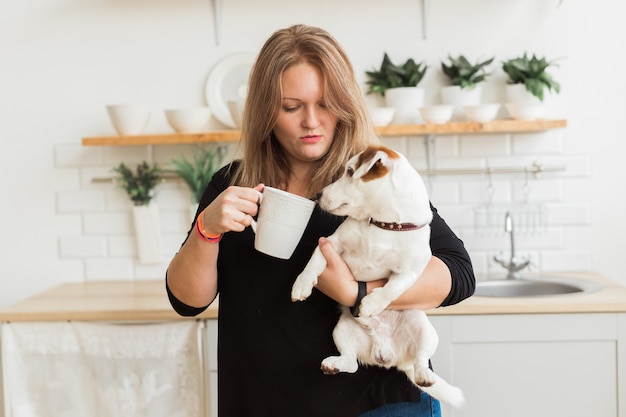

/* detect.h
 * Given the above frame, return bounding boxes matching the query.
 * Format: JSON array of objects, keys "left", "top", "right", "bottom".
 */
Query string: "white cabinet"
[{"left": 429, "top": 313, "right": 626, "bottom": 417}]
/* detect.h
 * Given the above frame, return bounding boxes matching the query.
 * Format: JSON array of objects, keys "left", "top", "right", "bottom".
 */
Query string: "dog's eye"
[{"left": 346, "top": 167, "right": 354, "bottom": 177}]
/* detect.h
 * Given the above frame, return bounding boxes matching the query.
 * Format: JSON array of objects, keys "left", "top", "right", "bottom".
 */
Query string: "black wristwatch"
[{"left": 350, "top": 281, "right": 367, "bottom": 317}]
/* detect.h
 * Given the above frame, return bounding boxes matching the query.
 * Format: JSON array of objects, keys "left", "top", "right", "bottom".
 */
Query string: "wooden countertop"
[
  {"left": 0, "top": 280, "right": 218, "bottom": 322},
  {"left": 0, "top": 272, "right": 624, "bottom": 322}
]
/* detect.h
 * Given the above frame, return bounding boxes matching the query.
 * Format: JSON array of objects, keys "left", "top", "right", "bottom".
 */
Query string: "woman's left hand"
[{"left": 314, "top": 237, "right": 362, "bottom": 306}]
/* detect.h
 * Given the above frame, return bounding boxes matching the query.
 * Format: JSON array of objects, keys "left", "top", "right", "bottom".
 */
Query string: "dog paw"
[
  {"left": 358, "top": 293, "right": 388, "bottom": 317},
  {"left": 414, "top": 367, "right": 436, "bottom": 387},
  {"left": 290, "top": 274, "right": 316, "bottom": 301},
  {"left": 321, "top": 355, "right": 359, "bottom": 374}
]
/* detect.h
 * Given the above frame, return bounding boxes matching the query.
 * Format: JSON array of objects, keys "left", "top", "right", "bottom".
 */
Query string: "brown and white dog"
[{"left": 291, "top": 145, "right": 464, "bottom": 407}]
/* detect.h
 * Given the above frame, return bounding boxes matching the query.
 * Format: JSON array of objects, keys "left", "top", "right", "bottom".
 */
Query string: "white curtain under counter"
[{"left": 0, "top": 281, "right": 218, "bottom": 417}]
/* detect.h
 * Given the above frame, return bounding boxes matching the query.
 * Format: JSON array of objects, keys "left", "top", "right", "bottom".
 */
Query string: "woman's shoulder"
[{"left": 212, "top": 160, "right": 241, "bottom": 189}]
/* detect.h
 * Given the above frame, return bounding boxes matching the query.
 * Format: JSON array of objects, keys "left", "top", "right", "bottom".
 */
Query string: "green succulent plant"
[
  {"left": 502, "top": 53, "right": 561, "bottom": 101},
  {"left": 441, "top": 54, "right": 494, "bottom": 89},
  {"left": 366, "top": 53, "right": 428, "bottom": 97},
  {"left": 171, "top": 145, "right": 228, "bottom": 204},
  {"left": 113, "top": 161, "right": 163, "bottom": 206}
]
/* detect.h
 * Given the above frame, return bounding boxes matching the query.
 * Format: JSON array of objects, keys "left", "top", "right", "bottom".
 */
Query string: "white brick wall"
[{"left": 52, "top": 131, "right": 592, "bottom": 282}]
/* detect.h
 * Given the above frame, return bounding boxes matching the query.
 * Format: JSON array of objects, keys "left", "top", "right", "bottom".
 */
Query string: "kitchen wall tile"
[
  {"left": 435, "top": 204, "right": 475, "bottom": 228},
  {"left": 105, "top": 189, "right": 134, "bottom": 210},
  {"left": 103, "top": 146, "right": 150, "bottom": 165},
  {"left": 55, "top": 144, "right": 103, "bottom": 167},
  {"left": 54, "top": 167, "right": 81, "bottom": 189},
  {"left": 83, "top": 212, "right": 133, "bottom": 235},
  {"left": 134, "top": 262, "right": 169, "bottom": 280},
  {"left": 563, "top": 178, "right": 593, "bottom": 202},
  {"left": 85, "top": 259, "right": 134, "bottom": 280},
  {"left": 540, "top": 250, "right": 591, "bottom": 271},
  {"left": 511, "top": 179, "right": 563, "bottom": 203},
  {"left": 462, "top": 228, "right": 562, "bottom": 252},
  {"left": 428, "top": 180, "right": 460, "bottom": 204},
  {"left": 512, "top": 130, "right": 563, "bottom": 155},
  {"left": 55, "top": 259, "right": 87, "bottom": 282},
  {"left": 459, "top": 134, "right": 510, "bottom": 157},
  {"left": 57, "top": 190, "right": 106, "bottom": 213},
  {"left": 160, "top": 210, "right": 193, "bottom": 234},
  {"left": 54, "top": 214, "right": 82, "bottom": 235},
  {"left": 155, "top": 188, "right": 194, "bottom": 210},
  {"left": 431, "top": 136, "right": 459, "bottom": 158},
  {"left": 545, "top": 203, "right": 591, "bottom": 225},
  {"left": 80, "top": 166, "right": 117, "bottom": 189},
  {"left": 108, "top": 236, "right": 136, "bottom": 257},
  {"left": 59, "top": 236, "right": 107, "bottom": 258},
  {"left": 540, "top": 155, "right": 591, "bottom": 178},
  {"left": 460, "top": 180, "right": 513, "bottom": 205}
]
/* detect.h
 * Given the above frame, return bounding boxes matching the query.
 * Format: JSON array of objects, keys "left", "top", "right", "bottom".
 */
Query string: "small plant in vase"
[
  {"left": 113, "top": 161, "right": 163, "bottom": 206},
  {"left": 502, "top": 53, "right": 560, "bottom": 101},
  {"left": 171, "top": 145, "right": 228, "bottom": 220},
  {"left": 440, "top": 54, "right": 494, "bottom": 105},
  {"left": 113, "top": 161, "right": 163, "bottom": 264},
  {"left": 366, "top": 53, "right": 428, "bottom": 124},
  {"left": 502, "top": 53, "right": 561, "bottom": 120}
]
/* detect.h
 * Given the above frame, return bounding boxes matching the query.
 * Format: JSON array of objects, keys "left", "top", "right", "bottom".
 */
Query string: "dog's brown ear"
[{"left": 353, "top": 149, "right": 390, "bottom": 181}]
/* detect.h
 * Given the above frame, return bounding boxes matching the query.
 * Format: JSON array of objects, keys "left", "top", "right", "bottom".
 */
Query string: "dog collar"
[{"left": 369, "top": 218, "right": 427, "bottom": 231}]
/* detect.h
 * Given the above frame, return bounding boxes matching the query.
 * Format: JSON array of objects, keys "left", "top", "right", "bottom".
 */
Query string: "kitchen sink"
[{"left": 474, "top": 276, "right": 602, "bottom": 297}]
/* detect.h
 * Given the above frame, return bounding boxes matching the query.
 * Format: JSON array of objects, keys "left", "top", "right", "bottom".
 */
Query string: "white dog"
[{"left": 291, "top": 145, "right": 464, "bottom": 407}]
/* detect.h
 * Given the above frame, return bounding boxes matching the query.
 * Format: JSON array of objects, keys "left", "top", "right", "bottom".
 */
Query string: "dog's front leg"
[
  {"left": 358, "top": 272, "right": 418, "bottom": 317},
  {"left": 292, "top": 235, "right": 343, "bottom": 301},
  {"left": 291, "top": 245, "right": 327, "bottom": 301}
]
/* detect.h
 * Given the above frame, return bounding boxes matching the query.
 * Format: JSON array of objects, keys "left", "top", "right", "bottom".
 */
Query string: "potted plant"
[
  {"left": 440, "top": 54, "right": 494, "bottom": 106},
  {"left": 171, "top": 145, "right": 228, "bottom": 221},
  {"left": 113, "top": 161, "right": 163, "bottom": 264},
  {"left": 502, "top": 52, "right": 561, "bottom": 102},
  {"left": 366, "top": 53, "right": 428, "bottom": 124}
]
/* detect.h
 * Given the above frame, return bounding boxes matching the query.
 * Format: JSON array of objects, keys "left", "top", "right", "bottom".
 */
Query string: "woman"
[{"left": 166, "top": 24, "right": 475, "bottom": 417}]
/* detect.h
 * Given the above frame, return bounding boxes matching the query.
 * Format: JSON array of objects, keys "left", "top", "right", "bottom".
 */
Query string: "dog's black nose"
[{"left": 311, "top": 192, "right": 322, "bottom": 202}]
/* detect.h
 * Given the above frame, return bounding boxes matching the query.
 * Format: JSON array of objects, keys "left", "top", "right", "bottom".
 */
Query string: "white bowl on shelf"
[
  {"left": 463, "top": 103, "right": 501, "bottom": 123},
  {"left": 505, "top": 102, "right": 546, "bottom": 121},
  {"left": 368, "top": 107, "right": 396, "bottom": 126},
  {"left": 164, "top": 107, "right": 212, "bottom": 133},
  {"left": 227, "top": 99, "right": 245, "bottom": 129},
  {"left": 106, "top": 104, "right": 151, "bottom": 136},
  {"left": 419, "top": 105, "right": 455, "bottom": 124}
]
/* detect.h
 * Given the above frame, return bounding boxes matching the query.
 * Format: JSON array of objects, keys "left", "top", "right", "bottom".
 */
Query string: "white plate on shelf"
[{"left": 204, "top": 52, "right": 256, "bottom": 129}]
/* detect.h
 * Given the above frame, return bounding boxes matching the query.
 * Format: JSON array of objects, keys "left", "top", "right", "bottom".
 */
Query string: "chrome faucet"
[{"left": 493, "top": 211, "right": 531, "bottom": 279}]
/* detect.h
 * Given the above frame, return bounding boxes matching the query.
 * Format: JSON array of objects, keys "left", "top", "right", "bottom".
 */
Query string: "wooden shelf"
[{"left": 81, "top": 119, "right": 567, "bottom": 147}]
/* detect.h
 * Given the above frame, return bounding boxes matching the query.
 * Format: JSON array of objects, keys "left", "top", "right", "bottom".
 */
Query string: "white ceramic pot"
[
  {"left": 384, "top": 87, "right": 425, "bottom": 124},
  {"left": 504, "top": 84, "right": 542, "bottom": 104},
  {"left": 132, "top": 203, "right": 163, "bottom": 264},
  {"left": 440, "top": 85, "right": 482, "bottom": 106}
]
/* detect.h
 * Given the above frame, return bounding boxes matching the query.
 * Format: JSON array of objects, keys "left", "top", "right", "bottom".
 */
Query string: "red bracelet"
[{"left": 196, "top": 210, "right": 222, "bottom": 243}]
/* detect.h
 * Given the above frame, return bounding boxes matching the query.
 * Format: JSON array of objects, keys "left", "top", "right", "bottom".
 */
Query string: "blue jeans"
[{"left": 359, "top": 391, "right": 442, "bottom": 417}]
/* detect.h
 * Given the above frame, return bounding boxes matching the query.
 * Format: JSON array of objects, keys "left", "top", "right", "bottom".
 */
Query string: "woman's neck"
[{"left": 286, "top": 163, "right": 316, "bottom": 197}]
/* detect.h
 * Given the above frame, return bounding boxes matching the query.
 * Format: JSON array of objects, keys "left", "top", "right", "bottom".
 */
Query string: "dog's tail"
[{"left": 419, "top": 374, "right": 465, "bottom": 408}]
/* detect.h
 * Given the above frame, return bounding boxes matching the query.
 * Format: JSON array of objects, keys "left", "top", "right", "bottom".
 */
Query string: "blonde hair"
[{"left": 231, "top": 24, "right": 379, "bottom": 198}]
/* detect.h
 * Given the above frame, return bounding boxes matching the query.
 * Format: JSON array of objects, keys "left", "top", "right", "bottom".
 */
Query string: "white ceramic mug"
[{"left": 250, "top": 186, "right": 316, "bottom": 259}]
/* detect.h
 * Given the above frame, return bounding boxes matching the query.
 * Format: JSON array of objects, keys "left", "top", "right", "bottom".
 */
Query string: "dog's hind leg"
[
  {"left": 321, "top": 312, "right": 369, "bottom": 375},
  {"left": 410, "top": 312, "right": 439, "bottom": 388}
]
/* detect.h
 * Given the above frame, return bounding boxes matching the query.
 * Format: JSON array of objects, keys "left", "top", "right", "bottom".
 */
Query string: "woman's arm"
[{"left": 166, "top": 164, "right": 262, "bottom": 316}]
